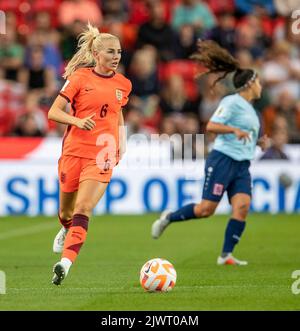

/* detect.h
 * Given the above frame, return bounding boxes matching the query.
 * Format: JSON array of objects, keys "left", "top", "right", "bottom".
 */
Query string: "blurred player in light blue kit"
[{"left": 152, "top": 40, "right": 271, "bottom": 265}]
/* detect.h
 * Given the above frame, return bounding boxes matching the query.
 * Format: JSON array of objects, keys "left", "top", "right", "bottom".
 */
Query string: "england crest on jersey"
[{"left": 116, "top": 89, "right": 123, "bottom": 103}]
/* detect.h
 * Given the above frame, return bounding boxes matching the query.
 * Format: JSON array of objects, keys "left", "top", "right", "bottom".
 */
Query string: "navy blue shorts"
[{"left": 202, "top": 150, "right": 252, "bottom": 203}]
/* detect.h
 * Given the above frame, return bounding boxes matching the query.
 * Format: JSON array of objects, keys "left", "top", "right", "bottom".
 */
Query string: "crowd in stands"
[{"left": 1, "top": 0, "right": 300, "bottom": 160}]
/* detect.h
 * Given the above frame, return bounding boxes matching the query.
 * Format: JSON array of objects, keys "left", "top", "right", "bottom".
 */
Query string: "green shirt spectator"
[
  {"left": 0, "top": 28, "right": 24, "bottom": 81},
  {"left": 172, "top": 0, "right": 216, "bottom": 34}
]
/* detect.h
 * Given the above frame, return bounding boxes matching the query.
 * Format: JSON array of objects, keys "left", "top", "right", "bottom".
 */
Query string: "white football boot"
[
  {"left": 217, "top": 253, "right": 248, "bottom": 266},
  {"left": 53, "top": 227, "right": 68, "bottom": 253},
  {"left": 151, "top": 210, "right": 171, "bottom": 239}
]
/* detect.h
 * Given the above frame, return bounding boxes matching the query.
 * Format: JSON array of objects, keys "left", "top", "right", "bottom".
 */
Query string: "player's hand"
[
  {"left": 75, "top": 114, "right": 96, "bottom": 130},
  {"left": 257, "top": 134, "right": 271, "bottom": 151},
  {"left": 234, "top": 128, "right": 251, "bottom": 143}
]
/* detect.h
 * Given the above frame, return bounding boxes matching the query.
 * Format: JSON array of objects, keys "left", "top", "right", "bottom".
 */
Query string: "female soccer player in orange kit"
[{"left": 48, "top": 23, "right": 132, "bottom": 285}]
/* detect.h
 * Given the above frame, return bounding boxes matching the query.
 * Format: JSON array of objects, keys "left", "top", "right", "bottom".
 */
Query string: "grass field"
[{"left": 0, "top": 214, "right": 299, "bottom": 311}]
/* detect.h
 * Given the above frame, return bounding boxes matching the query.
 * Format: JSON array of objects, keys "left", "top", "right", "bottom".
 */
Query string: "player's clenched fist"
[
  {"left": 233, "top": 128, "right": 250, "bottom": 143},
  {"left": 75, "top": 114, "right": 96, "bottom": 130}
]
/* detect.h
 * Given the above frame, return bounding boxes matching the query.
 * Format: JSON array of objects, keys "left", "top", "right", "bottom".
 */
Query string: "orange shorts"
[{"left": 58, "top": 155, "right": 113, "bottom": 193}]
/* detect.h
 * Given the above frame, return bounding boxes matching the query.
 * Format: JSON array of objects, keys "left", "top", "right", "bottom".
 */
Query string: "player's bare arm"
[
  {"left": 207, "top": 121, "right": 250, "bottom": 142},
  {"left": 48, "top": 95, "right": 96, "bottom": 130}
]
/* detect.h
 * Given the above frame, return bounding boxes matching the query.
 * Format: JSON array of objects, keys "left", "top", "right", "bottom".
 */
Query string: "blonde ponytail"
[
  {"left": 63, "top": 23, "right": 120, "bottom": 79},
  {"left": 63, "top": 23, "right": 99, "bottom": 79}
]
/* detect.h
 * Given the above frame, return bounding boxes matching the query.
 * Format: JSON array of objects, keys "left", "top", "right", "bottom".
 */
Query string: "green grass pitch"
[{"left": 0, "top": 214, "right": 299, "bottom": 310}]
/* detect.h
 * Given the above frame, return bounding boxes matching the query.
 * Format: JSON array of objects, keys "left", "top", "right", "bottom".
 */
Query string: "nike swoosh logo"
[
  {"left": 145, "top": 263, "right": 152, "bottom": 273},
  {"left": 85, "top": 88, "right": 94, "bottom": 91}
]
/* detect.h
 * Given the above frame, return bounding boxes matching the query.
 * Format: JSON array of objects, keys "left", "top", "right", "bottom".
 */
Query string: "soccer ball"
[{"left": 140, "top": 258, "right": 177, "bottom": 292}]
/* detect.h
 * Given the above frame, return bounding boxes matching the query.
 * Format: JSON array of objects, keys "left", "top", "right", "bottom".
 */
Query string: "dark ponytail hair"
[{"left": 191, "top": 40, "right": 256, "bottom": 90}]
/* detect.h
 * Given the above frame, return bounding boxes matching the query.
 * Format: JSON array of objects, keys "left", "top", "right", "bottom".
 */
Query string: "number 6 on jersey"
[{"left": 100, "top": 104, "right": 109, "bottom": 118}]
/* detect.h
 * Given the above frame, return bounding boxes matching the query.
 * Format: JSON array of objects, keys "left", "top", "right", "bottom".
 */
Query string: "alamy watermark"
[
  {"left": 291, "top": 270, "right": 300, "bottom": 295},
  {"left": 95, "top": 129, "right": 205, "bottom": 179},
  {"left": 0, "top": 270, "right": 6, "bottom": 294}
]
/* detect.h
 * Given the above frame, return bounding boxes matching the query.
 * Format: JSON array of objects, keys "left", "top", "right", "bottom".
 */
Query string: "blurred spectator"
[
  {"left": 172, "top": 0, "right": 216, "bottom": 36},
  {"left": 235, "top": 49, "right": 253, "bottom": 68},
  {"left": 58, "top": 0, "right": 102, "bottom": 27},
  {"left": 31, "top": 12, "right": 63, "bottom": 78},
  {"left": 260, "top": 126, "right": 290, "bottom": 160},
  {"left": 13, "top": 112, "right": 45, "bottom": 137},
  {"left": 126, "top": 94, "right": 160, "bottom": 132},
  {"left": 101, "top": 0, "right": 129, "bottom": 24},
  {"left": 274, "top": 0, "right": 300, "bottom": 16},
  {"left": 5, "top": 11, "right": 18, "bottom": 31},
  {"left": 34, "top": 11, "right": 55, "bottom": 33},
  {"left": 235, "top": 19, "right": 266, "bottom": 60},
  {"left": 0, "top": 27, "right": 24, "bottom": 82},
  {"left": 206, "top": 0, "right": 235, "bottom": 16},
  {"left": 0, "top": 80, "right": 25, "bottom": 135},
  {"left": 173, "top": 24, "right": 197, "bottom": 59},
  {"left": 158, "top": 115, "right": 178, "bottom": 136},
  {"left": 181, "top": 112, "right": 200, "bottom": 135},
  {"left": 198, "top": 74, "right": 225, "bottom": 127},
  {"left": 159, "top": 74, "right": 199, "bottom": 116},
  {"left": 262, "top": 41, "right": 300, "bottom": 100},
  {"left": 13, "top": 94, "right": 48, "bottom": 137},
  {"left": 60, "top": 20, "right": 86, "bottom": 62},
  {"left": 125, "top": 105, "right": 152, "bottom": 137},
  {"left": 272, "top": 115, "right": 289, "bottom": 132},
  {"left": 129, "top": 47, "right": 160, "bottom": 97},
  {"left": 234, "top": 0, "right": 276, "bottom": 16},
  {"left": 136, "top": 0, "right": 175, "bottom": 61},
  {"left": 262, "top": 90, "right": 300, "bottom": 143},
  {"left": 180, "top": 113, "right": 202, "bottom": 160},
  {"left": 206, "top": 12, "right": 236, "bottom": 55},
  {"left": 18, "top": 45, "right": 56, "bottom": 97},
  {"left": 239, "top": 14, "right": 272, "bottom": 50}
]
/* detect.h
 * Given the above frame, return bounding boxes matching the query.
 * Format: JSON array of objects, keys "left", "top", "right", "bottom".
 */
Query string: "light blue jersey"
[{"left": 210, "top": 93, "right": 260, "bottom": 161}]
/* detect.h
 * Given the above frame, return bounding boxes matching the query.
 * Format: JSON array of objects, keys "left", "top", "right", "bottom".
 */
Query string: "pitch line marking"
[
  {"left": 7, "top": 284, "right": 288, "bottom": 292},
  {"left": 0, "top": 222, "right": 57, "bottom": 241}
]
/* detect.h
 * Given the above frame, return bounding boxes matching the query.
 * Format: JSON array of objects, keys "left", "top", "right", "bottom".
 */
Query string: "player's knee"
[
  {"left": 234, "top": 202, "right": 250, "bottom": 219},
  {"left": 201, "top": 208, "right": 215, "bottom": 218},
  {"left": 74, "top": 201, "right": 94, "bottom": 216},
  {"left": 195, "top": 204, "right": 215, "bottom": 218},
  {"left": 59, "top": 209, "right": 73, "bottom": 221}
]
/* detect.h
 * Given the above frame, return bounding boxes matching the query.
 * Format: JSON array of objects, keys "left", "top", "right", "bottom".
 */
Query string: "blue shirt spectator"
[{"left": 235, "top": 0, "right": 276, "bottom": 16}]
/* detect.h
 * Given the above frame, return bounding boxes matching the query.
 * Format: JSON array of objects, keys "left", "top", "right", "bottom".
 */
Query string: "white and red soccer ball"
[{"left": 140, "top": 258, "right": 177, "bottom": 292}]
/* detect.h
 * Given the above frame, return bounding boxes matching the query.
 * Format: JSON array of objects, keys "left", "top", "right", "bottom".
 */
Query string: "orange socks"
[
  {"left": 62, "top": 214, "right": 89, "bottom": 263},
  {"left": 58, "top": 213, "right": 72, "bottom": 229}
]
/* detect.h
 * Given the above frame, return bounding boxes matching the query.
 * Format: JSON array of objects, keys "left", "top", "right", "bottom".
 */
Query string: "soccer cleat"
[
  {"left": 52, "top": 262, "right": 66, "bottom": 285},
  {"left": 151, "top": 210, "right": 171, "bottom": 239},
  {"left": 53, "top": 227, "right": 68, "bottom": 253},
  {"left": 217, "top": 254, "right": 248, "bottom": 266}
]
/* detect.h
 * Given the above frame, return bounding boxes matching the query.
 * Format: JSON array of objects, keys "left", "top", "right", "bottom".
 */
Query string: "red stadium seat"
[
  {"left": 31, "top": 0, "right": 63, "bottom": 17},
  {"left": 128, "top": 0, "right": 149, "bottom": 25},
  {"left": 0, "top": 0, "right": 22, "bottom": 11},
  {"left": 158, "top": 60, "right": 205, "bottom": 101},
  {"left": 159, "top": 60, "right": 197, "bottom": 81},
  {"left": 31, "top": 0, "right": 61, "bottom": 12},
  {"left": 206, "top": 0, "right": 235, "bottom": 16}
]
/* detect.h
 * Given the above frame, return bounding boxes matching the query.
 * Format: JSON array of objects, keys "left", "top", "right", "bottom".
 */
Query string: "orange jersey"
[{"left": 59, "top": 67, "right": 132, "bottom": 162}]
